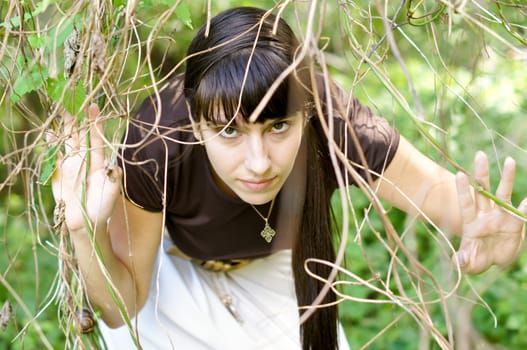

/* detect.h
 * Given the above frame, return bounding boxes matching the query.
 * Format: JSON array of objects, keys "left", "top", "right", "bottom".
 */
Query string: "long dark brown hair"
[{"left": 183, "top": 7, "right": 339, "bottom": 350}]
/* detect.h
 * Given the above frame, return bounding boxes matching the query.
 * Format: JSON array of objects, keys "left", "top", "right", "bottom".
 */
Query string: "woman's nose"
[{"left": 244, "top": 135, "right": 271, "bottom": 175}]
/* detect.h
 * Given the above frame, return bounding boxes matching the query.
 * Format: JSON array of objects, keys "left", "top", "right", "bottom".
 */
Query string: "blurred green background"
[{"left": 1, "top": 0, "right": 526, "bottom": 349}]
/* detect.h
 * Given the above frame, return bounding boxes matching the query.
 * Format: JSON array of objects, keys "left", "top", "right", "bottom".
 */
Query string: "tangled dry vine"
[{"left": 0, "top": 1, "right": 526, "bottom": 349}]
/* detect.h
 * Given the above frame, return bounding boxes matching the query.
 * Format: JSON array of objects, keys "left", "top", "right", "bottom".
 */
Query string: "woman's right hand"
[{"left": 51, "top": 104, "right": 122, "bottom": 233}]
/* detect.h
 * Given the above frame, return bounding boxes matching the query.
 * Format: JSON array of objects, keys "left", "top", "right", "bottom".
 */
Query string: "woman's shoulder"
[
  {"left": 122, "top": 74, "right": 196, "bottom": 161},
  {"left": 125, "top": 74, "right": 194, "bottom": 143},
  {"left": 134, "top": 73, "right": 189, "bottom": 127}
]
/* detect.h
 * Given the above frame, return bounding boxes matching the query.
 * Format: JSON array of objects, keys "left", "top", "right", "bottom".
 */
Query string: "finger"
[
  {"left": 63, "top": 111, "right": 79, "bottom": 152},
  {"left": 518, "top": 198, "right": 527, "bottom": 243},
  {"left": 88, "top": 104, "right": 106, "bottom": 172},
  {"left": 473, "top": 151, "right": 491, "bottom": 212},
  {"left": 516, "top": 197, "right": 527, "bottom": 238},
  {"left": 79, "top": 121, "right": 88, "bottom": 150},
  {"left": 453, "top": 235, "right": 492, "bottom": 274},
  {"left": 495, "top": 157, "right": 515, "bottom": 203},
  {"left": 452, "top": 250, "right": 469, "bottom": 271},
  {"left": 456, "top": 172, "right": 477, "bottom": 223},
  {"left": 518, "top": 197, "right": 527, "bottom": 217},
  {"left": 78, "top": 105, "right": 92, "bottom": 148},
  {"left": 106, "top": 165, "right": 122, "bottom": 184},
  {"left": 46, "top": 129, "right": 59, "bottom": 147},
  {"left": 452, "top": 248, "right": 490, "bottom": 275}
]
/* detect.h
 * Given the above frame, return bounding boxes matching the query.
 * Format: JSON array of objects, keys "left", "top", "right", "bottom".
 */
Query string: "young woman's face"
[{"left": 197, "top": 112, "right": 305, "bottom": 205}]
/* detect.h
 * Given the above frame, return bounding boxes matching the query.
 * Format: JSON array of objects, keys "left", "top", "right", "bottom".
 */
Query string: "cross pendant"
[{"left": 260, "top": 222, "right": 276, "bottom": 243}]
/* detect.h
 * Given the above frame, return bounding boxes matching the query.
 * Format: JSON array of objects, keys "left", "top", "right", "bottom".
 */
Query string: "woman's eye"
[
  {"left": 271, "top": 121, "right": 289, "bottom": 133},
  {"left": 219, "top": 126, "right": 239, "bottom": 138}
]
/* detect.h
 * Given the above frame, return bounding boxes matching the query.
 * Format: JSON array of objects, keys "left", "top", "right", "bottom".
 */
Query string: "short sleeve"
[
  {"left": 118, "top": 76, "right": 192, "bottom": 211},
  {"left": 313, "top": 76, "right": 400, "bottom": 186},
  {"left": 119, "top": 115, "right": 167, "bottom": 212}
]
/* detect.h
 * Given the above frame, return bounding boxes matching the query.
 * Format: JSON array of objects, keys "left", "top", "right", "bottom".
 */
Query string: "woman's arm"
[
  {"left": 374, "top": 136, "right": 527, "bottom": 273},
  {"left": 374, "top": 137, "right": 462, "bottom": 233},
  {"left": 52, "top": 104, "right": 163, "bottom": 327},
  {"left": 106, "top": 198, "right": 163, "bottom": 326}
]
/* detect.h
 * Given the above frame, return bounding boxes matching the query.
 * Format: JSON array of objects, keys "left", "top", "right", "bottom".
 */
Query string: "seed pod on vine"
[
  {"left": 0, "top": 300, "right": 13, "bottom": 331},
  {"left": 75, "top": 307, "right": 96, "bottom": 334},
  {"left": 53, "top": 199, "right": 66, "bottom": 235},
  {"left": 90, "top": 30, "right": 107, "bottom": 76},
  {"left": 64, "top": 27, "right": 81, "bottom": 79}
]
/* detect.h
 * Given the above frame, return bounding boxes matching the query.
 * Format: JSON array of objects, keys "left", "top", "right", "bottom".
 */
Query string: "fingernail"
[
  {"left": 455, "top": 252, "right": 467, "bottom": 267},
  {"left": 505, "top": 156, "right": 515, "bottom": 167},
  {"left": 475, "top": 151, "right": 487, "bottom": 160}
]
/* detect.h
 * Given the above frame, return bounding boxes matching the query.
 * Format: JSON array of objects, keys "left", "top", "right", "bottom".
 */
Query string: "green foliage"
[
  {"left": 324, "top": 2, "right": 527, "bottom": 346},
  {"left": 471, "top": 254, "right": 527, "bottom": 348},
  {"left": 39, "top": 144, "right": 58, "bottom": 186},
  {"left": 1, "top": 0, "right": 57, "bottom": 29},
  {"left": 139, "top": 0, "right": 193, "bottom": 29},
  {"left": 0, "top": 197, "right": 65, "bottom": 349},
  {"left": 47, "top": 78, "right": 86, "bottom": 116},
  {"left": 1, "top": 0, "right": 526, "bottom": 349}
]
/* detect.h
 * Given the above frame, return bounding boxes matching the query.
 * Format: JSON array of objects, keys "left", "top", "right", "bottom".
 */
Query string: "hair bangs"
[{"left": 192, "top": 48, "right": 299, "bottom": 125}]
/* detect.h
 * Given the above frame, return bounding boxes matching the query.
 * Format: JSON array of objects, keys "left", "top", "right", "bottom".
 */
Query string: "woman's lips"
[{"left": 240, "top": 177, "right": 275, "bottom": 191}]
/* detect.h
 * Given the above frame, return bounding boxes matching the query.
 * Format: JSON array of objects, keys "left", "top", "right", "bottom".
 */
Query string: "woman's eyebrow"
[
  {"left": 262, "top": 116, "right": 297, "bottom": 125},
  {"left": 206, "top": 121, "right": 231, "bottom": 127},
  {"left": 205, "top": 118, "right": 238, "bottom": 128},
  {"left": 207, "top": 115, "right": 291, "bottom": 128},
  {"left": 259, "top": 115, "right": 292, "bottom": 124}
]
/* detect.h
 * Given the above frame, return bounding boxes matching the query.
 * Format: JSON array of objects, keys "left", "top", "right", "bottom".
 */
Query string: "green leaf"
[
  {"left": 149, "top": 0, "right": 193, "bottom": 29},
  {"left": 11, "top": 66, "right": 49, "bottom": 103},
  {"left": 1, "top": 12, "right": 29, "bottom": 29},
  {"left": 175, "top": 2, "right": 193, "bottom": 29},
  {"left": 28, "top": 34, "right": 46, "bottom": 49},
  {"left": 47, "top": 78, "right": 86, "bottom": 117},
  {"left": 39, "top": 144, "right": 59, "bottom": 186},
  {"left": 47, "top": 78, "right": 65, "bottom": 101},
  {"left": 1, "top": 0, "right": 54, "bottom": 29},
  {"left": 138, "top": 0, "right": 154, "bottom": 11},
  {"left": 156, "top": 0, "right": 174, "bottom": 5},
  {"left": 113, "top": 0, "right": 127, "bottom": 7}
]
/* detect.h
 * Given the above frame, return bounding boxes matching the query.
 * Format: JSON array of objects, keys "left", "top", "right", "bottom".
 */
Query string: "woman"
[{"left": 51, "top": 7, "right": 527, "bottom": 350}]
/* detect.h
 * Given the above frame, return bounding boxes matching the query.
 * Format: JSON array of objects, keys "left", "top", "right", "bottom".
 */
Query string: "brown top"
[{"left": 118, "top": 74, "right": 400, "bottom": 260}]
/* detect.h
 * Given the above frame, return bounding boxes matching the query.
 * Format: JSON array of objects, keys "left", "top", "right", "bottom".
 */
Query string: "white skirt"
[{"left": 99, "top": 246, "right": 350, "bottom": 350}]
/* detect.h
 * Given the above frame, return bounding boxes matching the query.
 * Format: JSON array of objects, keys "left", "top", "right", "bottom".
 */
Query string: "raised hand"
[
  {"left": 454, "top": 151, "right": 527, "bottom": 274},
  {"left": 51, "top": 104, "right": 122, "bottom": 233}
]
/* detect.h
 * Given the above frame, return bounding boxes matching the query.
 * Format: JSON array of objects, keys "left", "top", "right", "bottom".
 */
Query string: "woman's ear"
[
  {"left": 186, "top": 100, "right": 203, "bottom": 143},
  {"left": 190, "top": 118, "right": 203, "bottom": 142}
]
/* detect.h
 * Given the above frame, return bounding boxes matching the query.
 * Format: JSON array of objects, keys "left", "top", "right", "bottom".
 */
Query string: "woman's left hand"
[{"left": 454, "top": 151, "right": 527, "bottom": 274}]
